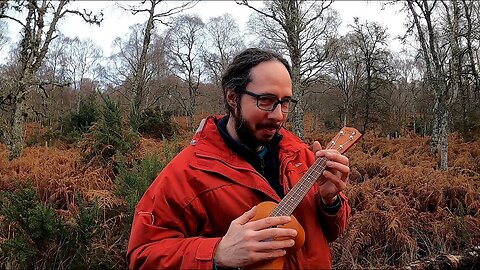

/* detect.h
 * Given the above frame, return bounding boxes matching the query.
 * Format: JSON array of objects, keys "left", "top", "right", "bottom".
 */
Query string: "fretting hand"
[{"left": 311, "top": 141, "right": 350, "bottom": 205}]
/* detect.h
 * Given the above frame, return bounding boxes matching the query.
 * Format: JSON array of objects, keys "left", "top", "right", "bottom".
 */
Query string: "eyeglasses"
[{"left": 242, "top": 89, "right": 298, "bottom": 113}]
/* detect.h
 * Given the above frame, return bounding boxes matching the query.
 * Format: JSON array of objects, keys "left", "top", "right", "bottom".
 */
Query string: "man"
[{"left": 127, "top": 48, "right": 351, "bottom": 269}]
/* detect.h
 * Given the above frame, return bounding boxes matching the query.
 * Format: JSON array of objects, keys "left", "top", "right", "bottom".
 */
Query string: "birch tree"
[
  {"left": 328, "top": 35, "right": 363, "bottom": 127},
  {"left": 63, "top": 37, "right": 102, "bottom": 109},
  {"left": 164, "top": 14, "right": 205, "bottom": 132},
  {"left": 202, "top": 14, "right": 246, "bottom": 87},
  {"left": 349, "top": 18, "right": 392, "bottom": 134},
  {"left": 0, "top": 20, "right": 8, "bottom": 50},
  {"left": 239, "top": 0, "right": 339, "bottom": 139},
  {"left": 121, "top": 0, "right": 196, "bottom": 131},
  {"left": 0, "top": 0, "right": 101, "bottom": 160},
  {"left": 405, "top": 0, "right": 458, "bottom": 170}
]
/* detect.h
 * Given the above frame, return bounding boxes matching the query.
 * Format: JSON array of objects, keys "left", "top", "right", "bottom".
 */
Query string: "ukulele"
[{"left": 246, "top": 127, "right": 362, "bottom": 270}]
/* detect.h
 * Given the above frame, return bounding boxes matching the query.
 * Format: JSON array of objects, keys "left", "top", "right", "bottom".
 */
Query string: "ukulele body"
[{"left": 245, "top": 201, "right": 306, "bottom": 270}]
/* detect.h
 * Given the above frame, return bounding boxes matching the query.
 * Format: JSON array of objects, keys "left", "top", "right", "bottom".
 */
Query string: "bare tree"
[
  {"left": 104, "top": 23, "right": 174, "bottom": 116},
  {"left": 405, "top": 0, "right": 458, "bottom": 170},
  {"left": 29, "top": 34, "right": 72, "bottom": 126},
  {"left": 121, "top": 0, "right": 197, "bottom": 131},
  {"left": 328, "top": 35, "right": 363, "bottom": 127},
  {"left": 54, "top": 36, "right": 103, "bottom": 114},
  {"left": 454, "top": 0, "right": 480, "bottom": 140},
  {"left": 0, "top": 0, "right": 102, "bottom": 160},
  {"left": 461, "top": 0, "right": 480, "bottom": 96},
  {"left": 165, "top": 14, "right": 205, "bottom": 132},
  {"left": 238, "top": 0, "right": 340, "bottom": 139},
  {"left": 349, "top": 18, "right": 392, "bottom": 134},
  {"left": 391, "top": 49, "right": 424, "bottom": 135},
  {"left": 202, "top": 14, "right": 246, "bottom": 87}
]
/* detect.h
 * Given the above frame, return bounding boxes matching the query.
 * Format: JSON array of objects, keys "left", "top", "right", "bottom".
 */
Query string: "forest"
[{"left": 0, "top": 0, "right": 479, "bottom": 269}]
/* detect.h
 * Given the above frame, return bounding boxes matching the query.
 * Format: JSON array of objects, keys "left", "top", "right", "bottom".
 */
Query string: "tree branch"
[
  {"left": 0, "top": 14, "right": 26, "bottom": 28},
  {"left": 63, "top": 8, "right": 103, "bottom": 26}
]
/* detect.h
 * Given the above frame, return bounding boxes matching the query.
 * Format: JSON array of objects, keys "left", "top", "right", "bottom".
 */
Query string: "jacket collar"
[{"left": 191, "top": 115, "right": 308, "bottom": 163}]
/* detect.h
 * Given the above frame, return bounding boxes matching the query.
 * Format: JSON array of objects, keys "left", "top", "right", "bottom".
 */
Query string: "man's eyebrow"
[{"left": 259, "top": 92, "right": 293, "bottom": 99}]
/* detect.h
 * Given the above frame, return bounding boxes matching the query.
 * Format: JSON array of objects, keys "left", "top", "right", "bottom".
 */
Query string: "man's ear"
[{"left": 226, "top": 90, "right": 237, "bottom": 110}]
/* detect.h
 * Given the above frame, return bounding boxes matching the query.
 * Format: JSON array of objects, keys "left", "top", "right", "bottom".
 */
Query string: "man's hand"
[
  {"left": 213, "top": 206, "right": 297, "bottom": 268},
  {"left": 311, "top": 141, "right": 350, "bottom": 205}
]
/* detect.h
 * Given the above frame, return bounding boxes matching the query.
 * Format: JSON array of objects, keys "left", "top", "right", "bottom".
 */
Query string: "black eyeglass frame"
[{"left": 242, "top": 89, "right": 298, "bottom": 113}]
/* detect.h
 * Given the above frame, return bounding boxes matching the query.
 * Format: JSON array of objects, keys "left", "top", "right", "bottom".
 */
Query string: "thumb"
[{"left": 235, "top": 206, "right": 257, "bottom": 225}]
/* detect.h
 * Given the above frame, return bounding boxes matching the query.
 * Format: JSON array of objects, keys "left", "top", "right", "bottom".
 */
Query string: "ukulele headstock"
[{"left": 326, "top": 127, "right": 362, "bottom": 154}]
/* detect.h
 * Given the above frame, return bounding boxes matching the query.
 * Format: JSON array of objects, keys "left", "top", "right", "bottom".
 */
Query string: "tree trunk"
[
  {"left": 439, "top": 109, "right": 449, "bottom": 171},
  {"left": 6, "top": 95, "right": 25, "bottom": 160},
  {"left": 291, "top": 65, "right": 304, "bottom": 139}
]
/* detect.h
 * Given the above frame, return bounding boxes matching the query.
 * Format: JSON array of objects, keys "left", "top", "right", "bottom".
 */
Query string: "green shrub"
[
  {"left": 0, "top": 183, "right": 115, "bottom": 269},
  {"left": 81, "top": 97, "right": 138, "bottom": 166},
  {"left": 25, "top": 126, "right": 64, "bottom": 147},
  {"left": 0, "top": 183, "right": 64, "bottom": 268},
  {"left": 138, "top": 107, "right": 178, "bottom": 140},
  {"left": 61, "top": 95, "right": 100, "bottom": 140}
]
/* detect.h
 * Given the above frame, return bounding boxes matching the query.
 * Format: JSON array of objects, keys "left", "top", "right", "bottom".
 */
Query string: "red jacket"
[{"left": 127, "top": 115, "right": 350, "bottom": 269}]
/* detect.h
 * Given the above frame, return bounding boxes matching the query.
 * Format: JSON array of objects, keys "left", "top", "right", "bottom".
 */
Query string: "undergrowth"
[
  {"left": 1, "top": 121, "right": 479, "bottom": 269},
  {"left": 0, "top": 182, "right": 110, "bottom": 269}
]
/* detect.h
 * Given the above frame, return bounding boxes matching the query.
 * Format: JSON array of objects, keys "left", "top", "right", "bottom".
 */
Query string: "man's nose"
[{"left": 268, "top": 103, "right": 285, "bottom": 120}]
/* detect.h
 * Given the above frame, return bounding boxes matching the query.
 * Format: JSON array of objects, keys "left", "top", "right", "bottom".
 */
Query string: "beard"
[{"left": 233, "top": 110, "right": 282, "bottom": 150}]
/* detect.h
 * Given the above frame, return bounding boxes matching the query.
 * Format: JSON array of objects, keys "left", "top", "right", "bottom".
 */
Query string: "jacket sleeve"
[
  {"left": 316, "top": 192, "right": 351, "bottom": 243},
  {"left": 304, "top": 147, "right": 352, "bottom": 243},
  {"left": 127, "top": 172, "right": 221, "bottom": 269}
]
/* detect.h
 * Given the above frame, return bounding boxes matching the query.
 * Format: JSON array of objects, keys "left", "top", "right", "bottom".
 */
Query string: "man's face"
[{"left": 228, "top": 60, "right": 293, "bottom": 149}]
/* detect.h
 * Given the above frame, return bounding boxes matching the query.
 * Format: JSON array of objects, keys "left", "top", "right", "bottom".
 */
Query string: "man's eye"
[{"left": 258, "top": 96, "right": 277, "bottom": 104}]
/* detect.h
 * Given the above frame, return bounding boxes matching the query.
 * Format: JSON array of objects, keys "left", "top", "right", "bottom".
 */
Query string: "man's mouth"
[{"left": 258, "top": 123, "right": 281, "bottom": 134}]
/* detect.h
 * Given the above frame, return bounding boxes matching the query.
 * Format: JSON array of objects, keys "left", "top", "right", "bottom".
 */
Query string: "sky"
[{"left": 1, "top": 0, "right": 408, "bottom": 62}]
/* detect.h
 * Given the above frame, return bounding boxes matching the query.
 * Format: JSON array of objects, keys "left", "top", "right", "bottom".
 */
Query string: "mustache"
[{"left": 257, "top": 122, "right": 282, "bottom": 130}]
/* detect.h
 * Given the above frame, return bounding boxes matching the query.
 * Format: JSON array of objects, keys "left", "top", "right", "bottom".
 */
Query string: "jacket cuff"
[
  {"left": 195, "top": 237, "right": 222, "bottom": 268},
  {"left": 320, "top": 195, "right": 342, "bottom": 215}
]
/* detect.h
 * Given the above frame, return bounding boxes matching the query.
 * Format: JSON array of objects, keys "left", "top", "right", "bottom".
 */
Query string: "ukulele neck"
[{"left": 270, "top": 157, "right": 327, "bottom": 217}]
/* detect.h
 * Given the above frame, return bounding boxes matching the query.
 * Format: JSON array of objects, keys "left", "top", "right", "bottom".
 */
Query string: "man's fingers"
[
  {"left": 325, "top": 161, "right": 350, "bottom": 176},
  {"left": 322, "top": 170, "right": 347, "bottom": 190},
  {"left": 252, "top": 249, "right": 288, "bottom": 261},
  {"left": 236, "top": 206, "right": 257, "bottom": 225},
  {"left": 254, "top": 226, "right": 297, "bottom": 241},
  {"left": 248, "top": 216, "right": 292, "bottom": 231},
  {"left": 255, "top": 238, "right": 295, "bottom": 253},
  {"left": 325, "top": 151, "right": 349, "bottom": 166},
  {"left": 312, "top": 141, "right": 322, "bottom": 153}
]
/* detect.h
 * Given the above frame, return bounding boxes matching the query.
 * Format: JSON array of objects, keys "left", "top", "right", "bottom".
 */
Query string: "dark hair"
[{"left": 221, "top": 48, "right": 292, "bottom": 115}]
